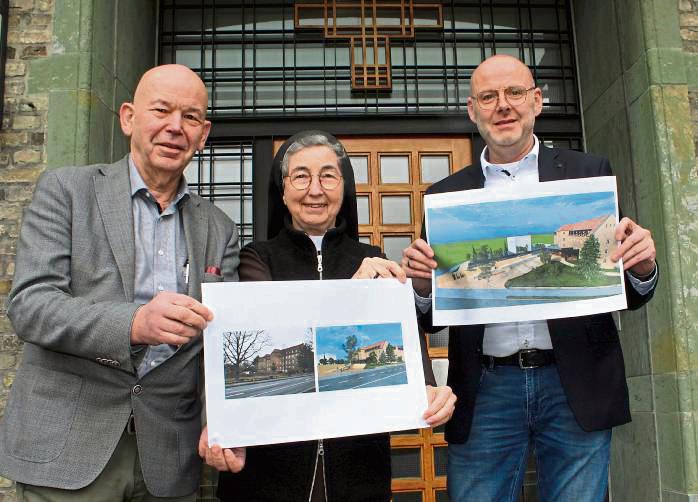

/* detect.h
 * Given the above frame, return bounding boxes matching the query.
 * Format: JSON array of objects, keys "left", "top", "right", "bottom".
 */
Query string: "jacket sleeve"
[
  {"left": 238, "top": 246, "right": 273, "bottom": 282},
  {"left": 7, "top": 170, "right": 140, "bottom": 372}
]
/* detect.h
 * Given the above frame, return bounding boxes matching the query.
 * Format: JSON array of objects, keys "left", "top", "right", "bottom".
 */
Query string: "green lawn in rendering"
[
  {"left": 531, "top": 233, "right": 554, "bottom": 246},
  {"left": 431, "top": 234, "right": 555, "bottom": 270},
  {"left": 505, "top": 262, "right": 621, "bottom": 288},
  {"left": 432, "top": 237, "right": 507, "bottom": 269}
]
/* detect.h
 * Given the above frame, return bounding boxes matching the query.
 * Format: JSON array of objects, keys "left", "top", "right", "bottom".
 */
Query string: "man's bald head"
[
  {"left": 466, "top": 54, "right": 542, "bottom": 164},
  {"left": 133, "top": 64, "right": 209, "bottom": 113},
  {"left": 119, "top": 64, "right": 211, "bottom": 194},
  {"left": 470, "top": 55, "right": 535, "bottom": 95}
]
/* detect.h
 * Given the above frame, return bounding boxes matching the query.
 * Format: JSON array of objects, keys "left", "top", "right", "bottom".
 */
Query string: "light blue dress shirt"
[{"left": 129, "top": 156, "right": 190, "bottom": 377}]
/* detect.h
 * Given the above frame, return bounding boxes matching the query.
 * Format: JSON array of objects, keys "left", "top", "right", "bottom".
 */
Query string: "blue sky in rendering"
[
  {"left": 428, "top": 192, "right": 616, "bottom": 244},
  {"left": 316, "top": 323, "right": 403, "bottom": 359}
]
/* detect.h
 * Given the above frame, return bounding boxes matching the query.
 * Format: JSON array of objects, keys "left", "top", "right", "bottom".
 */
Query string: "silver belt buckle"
[{"left": 518, "top": 349, "right": 537, "bottom": 369}]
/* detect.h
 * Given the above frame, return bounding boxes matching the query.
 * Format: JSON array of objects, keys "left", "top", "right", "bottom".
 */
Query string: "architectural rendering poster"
[
  {"left": 424, "top": 176, "right": 627, "bottom": 326},
  {"left": 202, "top": 279, "right": 428, "bottom": 448}
]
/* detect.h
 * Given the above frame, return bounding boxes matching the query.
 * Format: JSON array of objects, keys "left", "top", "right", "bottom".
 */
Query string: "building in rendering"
[{"left": 554, "top": 214, "right": 615, "bottom": 268}]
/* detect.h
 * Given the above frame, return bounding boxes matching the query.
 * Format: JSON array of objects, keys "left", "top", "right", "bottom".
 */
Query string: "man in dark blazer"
[
  {"left": 402, "top": 55, "right": 657, "bottom": 501},
  {"left": 0, "top": 65, "right": 241, "bottom": 500}
]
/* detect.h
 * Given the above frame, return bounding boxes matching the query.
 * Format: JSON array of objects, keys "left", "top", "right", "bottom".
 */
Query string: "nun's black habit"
[{"left": 216, "top": 131, "right": 393, "bottom": 502}]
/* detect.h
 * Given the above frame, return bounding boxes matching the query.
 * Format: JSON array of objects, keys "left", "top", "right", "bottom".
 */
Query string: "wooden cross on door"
[{"left": 295, "top": 1, "right": 443, "bottom": 90}]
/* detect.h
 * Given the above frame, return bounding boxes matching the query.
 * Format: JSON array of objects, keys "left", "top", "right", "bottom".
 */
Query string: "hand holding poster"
[
  {"left": 425, "top": 176, "right": 627, "bottom": 326},
  {"left": 202, "top": 279, "right": 429, "bottom": 448}
]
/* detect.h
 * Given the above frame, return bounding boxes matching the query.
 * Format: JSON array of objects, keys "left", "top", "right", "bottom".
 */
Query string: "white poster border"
[
  {"left": 203, "top": 279, "right": 429, "bottom": 448},
  {"left": 424, "top": 176, "right": 627, "bottom": 326}
]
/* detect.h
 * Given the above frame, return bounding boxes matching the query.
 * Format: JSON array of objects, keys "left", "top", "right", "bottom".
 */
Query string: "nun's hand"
[
  {"left": 352, "top": 257, "right": 407, "bottom": 283},
  {"left": 423, "top": 385, "right": 456, "bottom": 427},
  {"left": 199, "top": 425, "right": 246, "bottom": 473}
]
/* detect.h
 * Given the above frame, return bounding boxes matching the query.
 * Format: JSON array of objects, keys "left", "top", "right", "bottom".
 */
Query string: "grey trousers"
[{"left": 17, "top": 429, "right": 197, "bottom": 502}]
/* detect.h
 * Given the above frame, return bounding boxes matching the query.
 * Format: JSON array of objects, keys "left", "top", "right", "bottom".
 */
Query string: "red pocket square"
[{"left": 205, "top": 266, "right": 221, "bottom": 276}]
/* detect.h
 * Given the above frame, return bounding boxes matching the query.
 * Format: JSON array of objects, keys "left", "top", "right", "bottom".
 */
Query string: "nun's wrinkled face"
[{"left": 283, "top": 145, "right": 344, "bottom": 236}]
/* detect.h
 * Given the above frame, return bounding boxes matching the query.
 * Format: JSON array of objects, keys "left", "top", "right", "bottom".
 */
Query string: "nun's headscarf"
[{"left": 267, "top": 130, "right": 359, "bottom": 241}]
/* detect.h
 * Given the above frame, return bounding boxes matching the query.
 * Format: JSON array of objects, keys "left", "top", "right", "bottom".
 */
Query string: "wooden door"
[
  {"left": 342, "top": 136, "right": 470, "bottom": 502},
  {"left": 273, "top": 135, "right": 472, "bottom": 502}
]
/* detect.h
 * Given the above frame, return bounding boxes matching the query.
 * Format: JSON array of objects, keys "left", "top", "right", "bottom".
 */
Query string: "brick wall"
[
  {"left": 0, "top": 0, "right": 53, "bottom": 496},
  {"left": 680, "top": 0, "right": 698, "bottom": 158}
]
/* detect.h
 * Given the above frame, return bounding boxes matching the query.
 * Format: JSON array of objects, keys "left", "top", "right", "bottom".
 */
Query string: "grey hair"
[{"left": 280, "top": 134, "right": 347, "bottom": 179}]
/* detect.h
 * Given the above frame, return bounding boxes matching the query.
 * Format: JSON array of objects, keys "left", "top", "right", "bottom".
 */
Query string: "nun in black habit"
[{"left": 201, "top": 130, "right": 456, "bottom": 502}]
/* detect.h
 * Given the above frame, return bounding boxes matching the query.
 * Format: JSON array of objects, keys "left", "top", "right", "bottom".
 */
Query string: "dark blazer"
[
  {"left": 0, "top": 157, "right": 239, "bottom": 496},
  {"left": 420, "top": 145, "right": 657, "bottom": 444}
]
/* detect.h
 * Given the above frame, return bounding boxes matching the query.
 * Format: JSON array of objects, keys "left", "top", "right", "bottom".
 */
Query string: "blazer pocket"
[
  {"left": 6, "top": 366, "right": 83, "bottom": 463},
  {"left": 203, "top": 272, "right": 224, "bottom": 283}
]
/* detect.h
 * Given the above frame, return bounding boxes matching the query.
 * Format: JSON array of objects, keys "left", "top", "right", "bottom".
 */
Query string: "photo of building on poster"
[
  {"left": 315, "top": 323, "right": 408, "bottom": 392},
  {"left": 203, "top": 280, "right": 429, "bottom": 447},
  {"left": 223, "top": 326, "right": 316, "bottom": 399},
  {"left": 426, "top": 186, "right": 624, "bottom": 321}
]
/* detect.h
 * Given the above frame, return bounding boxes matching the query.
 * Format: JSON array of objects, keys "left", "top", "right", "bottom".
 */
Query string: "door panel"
[{"left": 340, "top": 136, "right": 471, "bottom": 262}]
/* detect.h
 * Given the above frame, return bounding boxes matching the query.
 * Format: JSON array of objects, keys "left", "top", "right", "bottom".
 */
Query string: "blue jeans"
[{"left": 447, "top": 364, "right": 611, "bottom": 502}]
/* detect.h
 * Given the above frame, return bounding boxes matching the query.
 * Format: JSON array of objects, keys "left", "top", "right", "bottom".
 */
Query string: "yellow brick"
[
  {"left": 0, "top": 353, "right": 16, "bottom": 370},
  {"left": 5, "top": 80, "right": 26, "bottom": 97},
  {"left": 680, "top": 13, "right": 698, "bottom": 27},
  {"left": 37, "top": 0, "right": 53, "bottom": 11},
  {"left": 5, "top": 62, "right": 26, "bottom": 77},
  {"left": 3, "top": 372, "right": 16, "bottom": 390},
  {"left": 11, "top": 0, "right": 34, "bottom": 11},
  {"left": 8, "top": 31, "right": 51, "bottom": 44},
  {"left": 1, "top": 131, "right": 29, "bottom": 146},
  {"left": 681, "top": 28, "right": 698, "bottom": 41},
  {"left": 13, "top": 149, "right": 41, "bottom": 164},
  {"left": 0, "top": 167, "right": 43, "bottom": 182},
  {"left": 26, "top": 96, "right": 49, "bottom": 111},
  {"left": 0, "top": 280, "right": 11, "bottom": 295},
  {"left": 12, "top": 115, "right": 41, "bottom": 130}
]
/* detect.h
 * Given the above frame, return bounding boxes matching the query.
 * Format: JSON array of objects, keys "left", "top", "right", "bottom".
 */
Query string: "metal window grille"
[
  {"left": 159, "top": 0, "right": 579, "bottom": 117},
  {"left": 185, "top": 142, "right": 254, "bottom": 246}
]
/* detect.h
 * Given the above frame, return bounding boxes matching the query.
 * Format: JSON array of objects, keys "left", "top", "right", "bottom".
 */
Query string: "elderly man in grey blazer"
[{"left": 0, "top": 65, "right": 240, "bottom": 501}]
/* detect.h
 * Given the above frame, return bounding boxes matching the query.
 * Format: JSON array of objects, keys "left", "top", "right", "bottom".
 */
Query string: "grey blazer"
[{"left": 0, "top": 157, "right": 239, "bottom": 497}]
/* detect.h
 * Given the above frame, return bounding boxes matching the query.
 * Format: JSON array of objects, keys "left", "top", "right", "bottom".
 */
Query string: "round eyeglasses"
[
  {"left": 285, "top": 170, "right": 343, "bottom": 190},
  {"left": 472, "top": 86, "right": 536, "bottom": 110}
]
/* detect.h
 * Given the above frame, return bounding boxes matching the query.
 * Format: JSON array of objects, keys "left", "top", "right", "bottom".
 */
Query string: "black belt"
[{"left": 481, "top": 349, "right": 555, "bottom": 369}]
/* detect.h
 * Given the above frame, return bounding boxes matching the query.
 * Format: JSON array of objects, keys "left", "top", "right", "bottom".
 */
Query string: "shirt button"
[
  {"left": 157, "top": 285, "right": 164, "bottom": 291},
  {"left": 132, "top": 385, "right": 143, "bottom": 395},
  {"left": 157, "top": 249, "right": 164, "bottom": 256}
]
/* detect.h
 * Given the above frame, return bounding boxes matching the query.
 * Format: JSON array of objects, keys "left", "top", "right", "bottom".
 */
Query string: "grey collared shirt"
[{"left": 129, "top": 156, "right": 189, "bottom": 377}]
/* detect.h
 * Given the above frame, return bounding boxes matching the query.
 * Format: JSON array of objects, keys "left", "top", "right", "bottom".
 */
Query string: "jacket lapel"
[
  {"left": 538, "top": 144, "right": 566, "bottom": 182},
  {"left": 465, "top": 157, "right": 486, "bottom": 189},
  {"left": 94, "top": 157, "right": 136, "bottom": 302},
  {"left": 182, "top": 194, "right": 209, "bottom": 300}
]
